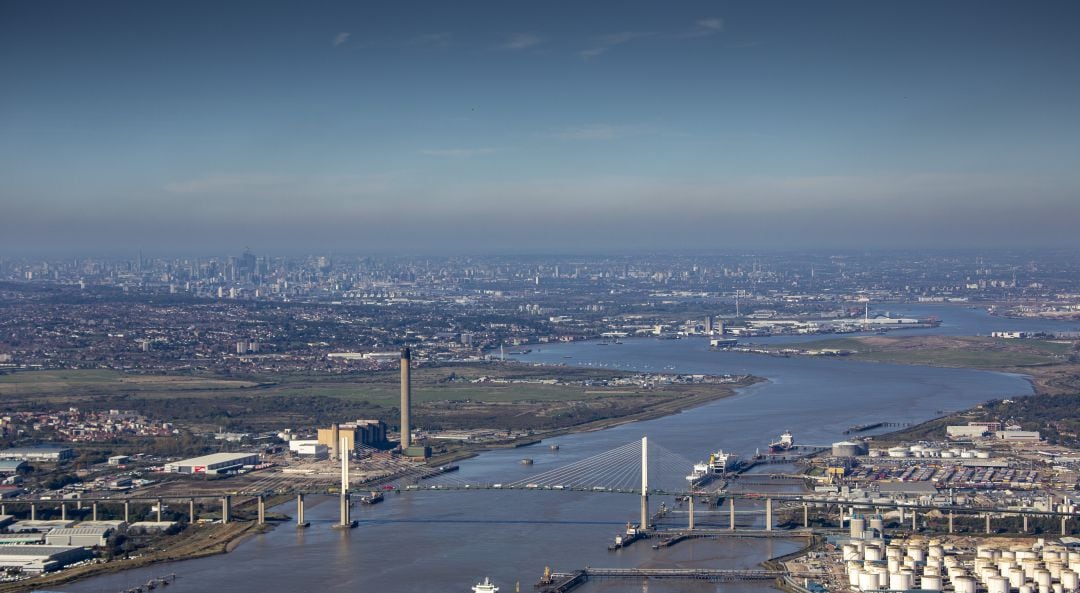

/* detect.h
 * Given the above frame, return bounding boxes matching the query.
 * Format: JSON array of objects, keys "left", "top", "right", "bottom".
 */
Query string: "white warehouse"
[{"left": 164, "top": 452, "right": 259, "bottom": 474}]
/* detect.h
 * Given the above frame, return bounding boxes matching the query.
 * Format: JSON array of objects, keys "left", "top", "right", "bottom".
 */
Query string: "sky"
[{"left": 2, "top": 0, "right": 1079, "bottom": 255}]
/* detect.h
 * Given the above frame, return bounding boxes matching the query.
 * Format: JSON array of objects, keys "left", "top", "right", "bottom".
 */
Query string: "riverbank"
[{"left": 0, "top": 521, "right": 268, "bottom": 593}]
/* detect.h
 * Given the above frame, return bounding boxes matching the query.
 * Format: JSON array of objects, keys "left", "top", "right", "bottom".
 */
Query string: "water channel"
[{"left": 62, "top": 305, "right": 1067, "bottom": 593}]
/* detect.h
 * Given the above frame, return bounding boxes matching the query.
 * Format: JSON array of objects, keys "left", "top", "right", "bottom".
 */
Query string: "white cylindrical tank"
[
  {"left": 910, "top": 547, "right": 927, "bottom": 562},
  {"left": 848, "top": 565, "right": 863, "bottom": 588},
  {"left": 1020, "top": 584, "right": 1034, "bottom": 593},
  {"left": 924, "top": 565, "right": 941, "bottom": 576},
  {"left": 887, "top": 545, "right": 904, "bottom": 559},
  {"left": 870, "top": 517, "right": 885, "bottom": 532},
  {"left": 947, "top": 566, "right": 967, "bottom": 580},
  {"left": 929, "top": 545, "right": 945, "bottom": 559},
  {"left": 891, "top": 571, "right": 914, "bottom": 590},
  {"left": 1035, "top": 569, "right": 1052, "bottom": 589},
  {"left": 866, "top": 546, "right": 883, "bottom": 562},
  {"left": 859, "top": 571, "right": 877, "bottom": 592},
  {"left": 1048, "top": 561, "right": 1063, "bottom": 580},
  {"left": 988, "top": 575, "right": 1009, "bottom": 593},
  {"left": 1051, "top": 584, "right": 1062, "bottom": 593},
  {"left": 921, "top": 574, "right": 942, "bottom": 590},
  {"left": 857, "top": 569, "right": 875, "bottom": 591},
  {"left": 1061, "top": 569, "right": 1078, "bottom": 590},
  {"left": 1009, "top": 567, "right": 1027, "bottom": 589},
  {"left": 889, "top": 558, "right": 901, "bottom": 573},
  {"left": 876, "top": 568, "right": 890, "bottom": 590},
  {"left": 848, "top": 562, "right": 862, "bottom": 584},
  {"left": 954, "top": 576, "right": 978, "bottom": 593},
  {"left": 975, "top": 450, "right": 991, "bottom": 458}
]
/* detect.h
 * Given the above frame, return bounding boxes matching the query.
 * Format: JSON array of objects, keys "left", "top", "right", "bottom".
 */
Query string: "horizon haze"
[{"left": 2, "top": 1, "right": 1079, "bottom": 255}]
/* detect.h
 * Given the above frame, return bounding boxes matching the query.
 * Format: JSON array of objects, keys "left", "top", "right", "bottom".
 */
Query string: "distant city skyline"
[{"left": 2, "top": 1, "right": 1079, "bottom": 254}]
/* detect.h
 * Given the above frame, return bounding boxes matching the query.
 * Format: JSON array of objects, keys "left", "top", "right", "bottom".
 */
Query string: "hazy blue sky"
[{"left": 2, "top": 1, "right": 1079, "bottom": 254}]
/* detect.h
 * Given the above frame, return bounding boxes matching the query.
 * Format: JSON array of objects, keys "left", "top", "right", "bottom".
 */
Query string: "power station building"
[{"left": 317, "top": 420, "right": 388, "bottom": 460}]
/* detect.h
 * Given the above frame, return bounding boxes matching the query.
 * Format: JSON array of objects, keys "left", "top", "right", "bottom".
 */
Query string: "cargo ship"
[
  {"left": 472, "top": 577, "right": 499, "bottom": 593},
  {"left": 769, "top": 431, "right": 795, "bottom": 453},
  {"left": 686, "top": 450, "right": 740, "bottom": 483}
]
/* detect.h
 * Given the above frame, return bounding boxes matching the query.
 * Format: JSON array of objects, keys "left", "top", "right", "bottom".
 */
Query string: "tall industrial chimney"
[{"left": 400, "top": 347, "right": 412, "bottom": 450}]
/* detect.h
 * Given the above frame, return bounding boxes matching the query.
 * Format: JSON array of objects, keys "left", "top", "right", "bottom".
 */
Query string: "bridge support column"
[
  {"left": 297, "top": 494, "right": 307, "bottom": 527},
  {"left": 1062, "top": 516, "right": 1068, "bottom": 536},
  {"left": 30, "top": 503, "right": 35, "bottom": 521},
  {"left": 337, "top": 436, "right": 352, "bottom": 528},
  {"left": 124, "top": 501, "right": 129, "bottom": 523},
  {"left": 640, "top": 437, "right": 648, "bottom": 530},
  {"left": 1023, "top": 514, "right": 1028, "bottom": 533},
  {"left": 77, "top": 500, "right": 82, "bottom": 511},
  {"left": 688, "top": 496, "right": 694, "bottom": 531},
  {"left": 899, "top": 506, "right": 904, "bottom": 522},
  {"left": 729, "top": 497, "right": 736, "bottom": 531},
  {"left": 803, "top": 503, "right": 809, "bottom": 528},
  {"left": 189, "top": 499, "right": 196, "bottom": 523},
  {"left": 92, "top": 502, "right": 98, "bottom": 521},
  {"left": 911, "top": 508, "right": 917, "bottom": 531},
  {"left": 1, "top": 504, "right": 5, "bottom": 515},
  {"left": 156, "top": 499, "right": 163, "bottom": 523},
  {"left": 948, "top": 511, "right": 954, "bottom": 534},
  {"left": 985, "top": 514, "right": 991, "bottom": 534},
  {"left": 222, "top": 496, "right": 231, "bottom": 524},
  {"left": 258, "top": 496, "right": 266, "bottom": 525},
  {"left": 765, "top": 498, "right": 773, "bottom": 531},
  {"left": 839, "top": 505, "right": 844, "bottom": 528},
  {"left": 60, "top": 502, "right": 66, "bottom": 520}
]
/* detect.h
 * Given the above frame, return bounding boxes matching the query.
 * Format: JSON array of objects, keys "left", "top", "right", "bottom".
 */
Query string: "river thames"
[{"left": 63, "top": 306, "right": 1054, "bottom": 593}]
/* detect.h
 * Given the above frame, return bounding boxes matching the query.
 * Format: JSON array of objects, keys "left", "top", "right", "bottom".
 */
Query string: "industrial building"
[
  {"left": 45, "top": 526, "right": 113, "bottom": 547},
  {"left": 0, "top": 445, "right": 74, "bottom": 462},
  {"left": 317, "top": 419, "right": 388, "bottom": 459},
  {"left": 0, "top": 545, "right": 93, "bottom": 573},
  {"left": 947, "top": 425, "right": 990, "bottom": 439},
  {"left": 163, "top": 452, "right": 259, "bottom": 474},
  {"left": 288, "top": 440, "right": 329, "bottom": 459},
  {"left": 0, "top": 460, "right": 27, "bottom": 475}
]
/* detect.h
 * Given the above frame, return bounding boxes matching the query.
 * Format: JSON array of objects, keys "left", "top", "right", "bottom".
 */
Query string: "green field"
[{"left": 0, "top": 364, "right": 740, "bottom": 433}]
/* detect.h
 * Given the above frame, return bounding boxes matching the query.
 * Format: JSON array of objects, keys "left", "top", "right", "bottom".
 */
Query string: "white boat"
[{"left": 472, "top": 577, "right": 499, "bottom": 593}]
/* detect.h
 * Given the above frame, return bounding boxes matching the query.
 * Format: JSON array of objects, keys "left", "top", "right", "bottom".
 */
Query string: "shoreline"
[{"left": 0, "top": 521, "right": 266, "bottom": 593}]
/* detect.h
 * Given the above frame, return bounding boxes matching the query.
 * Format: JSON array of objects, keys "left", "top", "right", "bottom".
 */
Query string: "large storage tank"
[
  {"left": 954, "top": 576, "right": 978, "bottom": 593},
  {"left": 832, "top": 441, "right": 867, "bottom": 457},
  {"left": 987, "top": 575, "right": 1009, "bottom": 593},
  {"left": 850, "top": 517, "right": 867, "bottom": 539},
  {"left": 920, "top": 574, "right": 943, "bottom": 590},
  {"left": 1061, "top": 569, "right": 1078, "bottom": 590}
]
